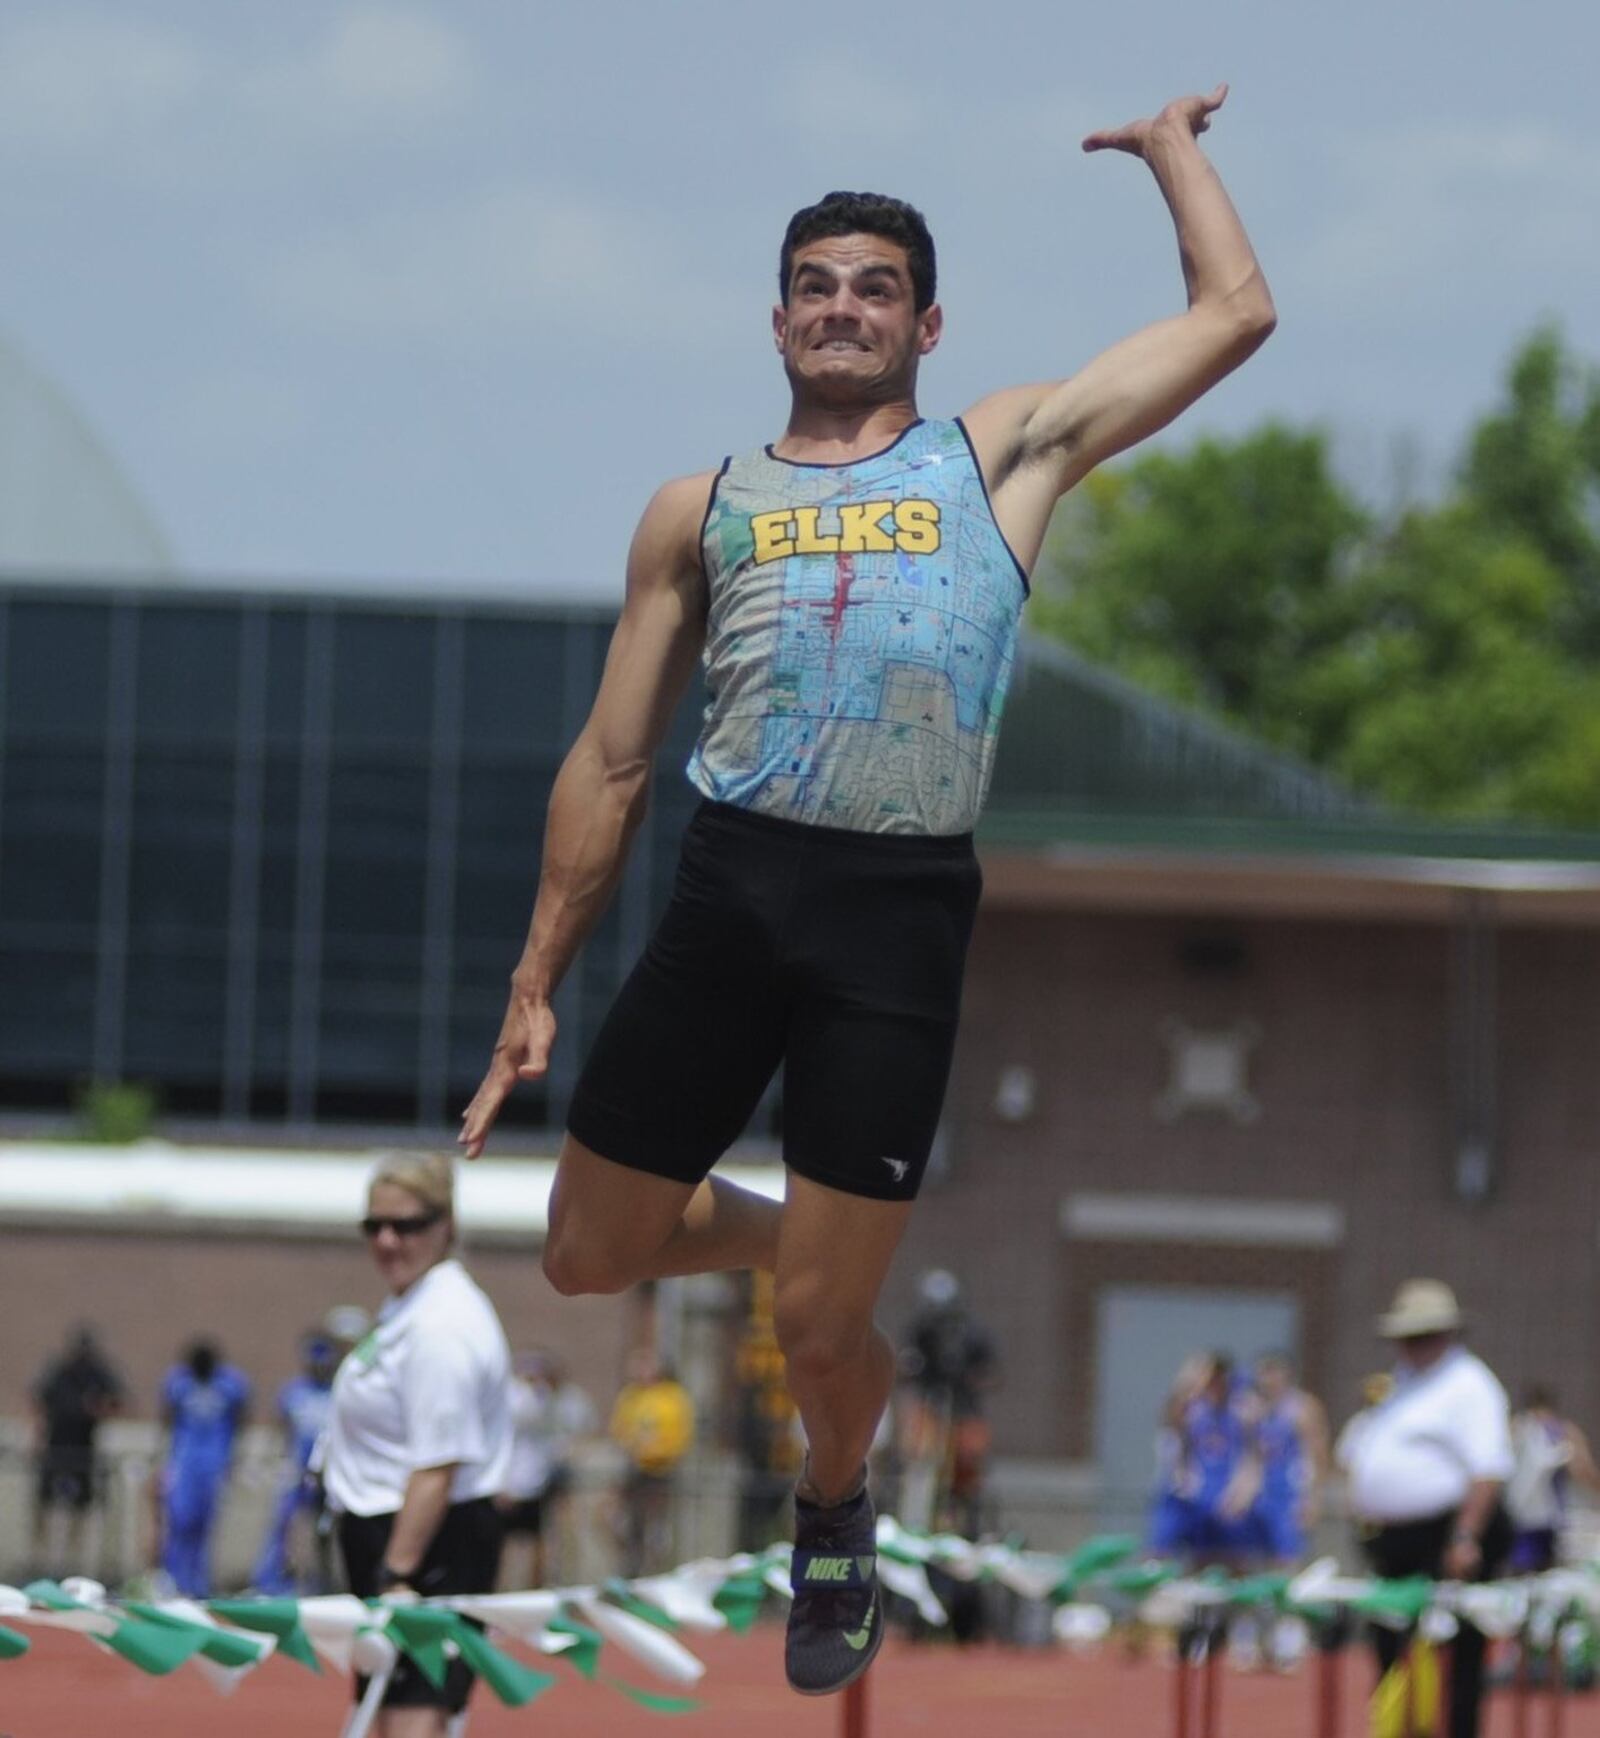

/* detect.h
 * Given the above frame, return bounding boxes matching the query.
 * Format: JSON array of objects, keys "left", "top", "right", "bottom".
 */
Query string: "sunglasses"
[{"left": 360, "top": 1211, "right": 444, "bottom": 1239}]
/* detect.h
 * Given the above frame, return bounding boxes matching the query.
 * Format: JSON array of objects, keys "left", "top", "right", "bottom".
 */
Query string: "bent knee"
[
  {"left": 774, "top": 1296, "right": 874, "bottom": 1381},
  {"left": 541, "top": 1235, "right": 636, "bottom": 1298}
]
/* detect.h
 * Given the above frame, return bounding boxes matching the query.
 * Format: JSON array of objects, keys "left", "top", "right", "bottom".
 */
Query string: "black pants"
[
  {"left": 1362, "top": 1505, "right": 1512, "bottom": 1738},
  {"left": 339, "top": 1497, "right": 504, "bottom": 1712}
]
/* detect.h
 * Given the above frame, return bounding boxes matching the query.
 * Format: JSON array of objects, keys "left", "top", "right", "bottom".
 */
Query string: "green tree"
[
  {"left": 1030, "top": 423, "right": 1368, "bottom": 752},
  {"left": 1458, "top": 325, "right": 1600, "bottom": 646},
  {"left": 1031, "top": 330, "right": 1600, "bottom": 825}
]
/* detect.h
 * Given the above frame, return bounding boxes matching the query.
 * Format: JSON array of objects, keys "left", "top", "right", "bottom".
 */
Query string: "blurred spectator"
[
  {"left": 158, "top": 1338, "right": 251, "bottom": 1596},
  {"left": 251, "top": 1329, "right": 339, "bottom": 1594},
  {"left": 1247, "top": 1351, "right": 1328, "bottom": 1566},
  {"left": 498, "top": 1349, "right": 596, "bottom": 1589},
  {"left": 1505, "top": 1383, "right": 1600, "bottom": 1572},
  {"left": 1343, "top": 1279, "right": 1512, "bottom": 1738},
  {"left": 610, "top": 1348, "right": 694, "bottom": 1577},
  {"left": 322, "top": 1151, "right": 512, "bottom": 1734},
  {"left": 30, "top": 1325, "right": 124, "bottom": 1575},
  {"left": 732, "top": 1272, "right": 804, "bottom": 1552},
  {"left": 1146, "top": 1351, "right": 1259, "bottom": 1567},
  {"left": 897, "top": 1269, "right": 997, "bottom": 1536}
]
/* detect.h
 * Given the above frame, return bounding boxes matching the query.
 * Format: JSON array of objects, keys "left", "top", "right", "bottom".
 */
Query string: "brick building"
[{"left": 3, "top": 580, "right": 1598, "bottom": 1530}]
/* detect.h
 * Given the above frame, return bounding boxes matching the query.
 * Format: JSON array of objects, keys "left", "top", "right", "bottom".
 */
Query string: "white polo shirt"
[
  {"left": 1343, "top": 1347, "right": 1513, "bottom": 1523},
  {"left": 322, "top": 1258, "right": 513, "bottom": 1518}
]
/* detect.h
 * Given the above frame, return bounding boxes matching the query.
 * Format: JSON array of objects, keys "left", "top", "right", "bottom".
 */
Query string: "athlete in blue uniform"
[
  {"left": 1149, "top": 1354, "right": 1260, "bottom": 1564},
  {"left": 251, "top": 1331, "right": 337, "bottom": 1594},
  {"left": 1247, "top": 1352, "right": 1327, "bottom": 1568},
  {"left": 461, "top": 85, "right": 1275, "bottom": 1695},
  {"left": 159, "top": 1340, "right": 251, "bottom": 1597}
]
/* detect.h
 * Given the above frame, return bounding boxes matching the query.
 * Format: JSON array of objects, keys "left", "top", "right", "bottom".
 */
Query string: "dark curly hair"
[{"left": 779, "top": 191, "right": 937, "bottom": 313}]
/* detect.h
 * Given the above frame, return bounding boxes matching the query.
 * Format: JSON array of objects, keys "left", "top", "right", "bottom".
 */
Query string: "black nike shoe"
[{"left": 785, "top": 1483, "right": 883, "bottom": 1695}]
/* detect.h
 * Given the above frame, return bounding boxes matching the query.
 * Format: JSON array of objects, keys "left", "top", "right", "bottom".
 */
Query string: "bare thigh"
[{"left": 543, "top": 1134, "right": 698, "bottom": 1294}]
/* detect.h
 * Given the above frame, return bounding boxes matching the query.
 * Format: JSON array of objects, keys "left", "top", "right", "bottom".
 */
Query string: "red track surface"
[{"left": 2, "top": 1625, "right": 1595, "bottom": 1737}]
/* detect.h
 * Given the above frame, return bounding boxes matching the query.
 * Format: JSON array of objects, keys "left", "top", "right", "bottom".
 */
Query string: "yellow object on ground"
[{"left": 1370, "top": 1637, "right": 1440, "bottom": 1738}]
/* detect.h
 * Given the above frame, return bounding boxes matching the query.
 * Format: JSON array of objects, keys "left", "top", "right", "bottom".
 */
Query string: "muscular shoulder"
[
  {"left": 630, "top": 469, "right": 721, "bottom": 590},
  {"left": 959, "top": 383, "right": 1061, "bottom": 486}
]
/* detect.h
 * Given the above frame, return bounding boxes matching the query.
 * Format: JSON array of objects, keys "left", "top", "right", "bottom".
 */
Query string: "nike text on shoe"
[{"left": 786, "top": 1485, "right": 883, "bottom": 1695}]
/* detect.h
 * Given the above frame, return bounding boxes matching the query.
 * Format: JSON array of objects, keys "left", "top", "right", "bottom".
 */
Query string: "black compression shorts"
[{"left": 567, "top": 800, "right": 981, "bottom": 1201}]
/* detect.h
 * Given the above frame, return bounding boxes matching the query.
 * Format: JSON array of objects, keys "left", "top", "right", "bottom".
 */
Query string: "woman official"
[{"left": 322, "top": 1152, "right": 512, "bottom": 1736}]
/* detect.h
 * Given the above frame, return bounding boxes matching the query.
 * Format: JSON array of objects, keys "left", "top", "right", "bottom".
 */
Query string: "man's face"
[
  {"left": 1396, "top": 1331, "right": 1452, "bottom": 1370},
  {"left": 773, "top": 234, "right": 941, "bottom": 403}
]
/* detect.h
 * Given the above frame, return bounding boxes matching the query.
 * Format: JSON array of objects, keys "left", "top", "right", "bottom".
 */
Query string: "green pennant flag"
[
  {"left": 449, "top": 1622, "right": 555, "bottom": 1707},
  {"left": 712, "top": 1569, "right": 769, "bottom": 1635},
  {"left": 21, "top": 1581, "right": 205, "bottom": 1677},
  {"left": 1103, "top": 1561, "right": 1180, "bottom": 1596},
  {"left": 1353, "top": 1577, "right": 1434, "bottom": 1625},
  {"left": 1050, "top": 1534, "right": 1140, "bottom": 1602},
  {"left": 381, "top": 1606, "right": 455, "bottom": 1691},
  {"left": 601, "top": 1677, "right": 698, "bottom": 1715},
  {"left": 1226, "top": 1574, "right": 1293, "bottom": 1609},
  {"left": 548, "top": 1613, "right": 604, "bottom": 1679},
  {"left": 207, "top": 1598, "right": 321, "bottom": 1672},
  {"left": 1066, "top": 1535, "right": 1140, "bottom": 1580},
  {"left": 123, "top": 1602, "right": 267, "bottom": 1671},
  {"left": 383, "top": 1606, "right": 552, "bottom": 1708},
  {"left": 0, "top": 1624, "right": 30, "bottom": 1659},
  {"left": 601, "top": 1581, "right": 681, "bottom": 1632}
]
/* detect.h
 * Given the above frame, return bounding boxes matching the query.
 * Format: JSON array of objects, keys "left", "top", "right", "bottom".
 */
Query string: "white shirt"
[
  {"left": 1344, "top": 1347, "right": 1513, "bottom": 1523},
  {"left": 322, "top": 1259, "right": 512, "bottom": 1517},
  {"left": 505, "top": 1378, "right": 597, "bottom": 1501}
]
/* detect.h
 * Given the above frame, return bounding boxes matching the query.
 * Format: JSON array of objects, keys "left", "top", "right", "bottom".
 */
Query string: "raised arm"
[
  {"left": 962, "top": 85, "right": 1276, "bottom": 573},
  {"left": 458, "top": 473, "right": 712, "bottom": 1157}
]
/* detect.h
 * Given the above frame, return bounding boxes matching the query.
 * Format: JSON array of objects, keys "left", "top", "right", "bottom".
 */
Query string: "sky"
[{"left": 2, "top": 0, "right": 1596, "bottom": 602}]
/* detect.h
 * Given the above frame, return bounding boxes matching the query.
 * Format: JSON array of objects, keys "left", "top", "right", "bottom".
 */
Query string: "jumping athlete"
[{"left": 461, "top": 84, "right": 1274, "bottom": 1695}]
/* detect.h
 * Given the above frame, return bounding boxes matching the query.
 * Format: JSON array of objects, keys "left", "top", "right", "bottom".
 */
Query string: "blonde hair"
[{"left": 367, "top": 1150, "right": 455, "bottom": 1220}]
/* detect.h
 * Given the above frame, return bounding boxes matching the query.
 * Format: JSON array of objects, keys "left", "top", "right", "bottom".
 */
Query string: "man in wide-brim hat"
[{"left": 1344, "top": 1279, "right": 1513, "bottom": 1738}]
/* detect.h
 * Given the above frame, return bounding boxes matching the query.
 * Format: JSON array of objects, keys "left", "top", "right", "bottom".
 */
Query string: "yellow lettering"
[
  {"left": 751, "top": 509, "right": 797, "bottom": 564},
  {"left": 837, "top": 501, "right": 897, "bottom": 554},
  {"left": 894, "top": 498, "right": 941, "bottom": 553},
  {"left": 792, "top": 505, "right": 841, "bottom": 555}
]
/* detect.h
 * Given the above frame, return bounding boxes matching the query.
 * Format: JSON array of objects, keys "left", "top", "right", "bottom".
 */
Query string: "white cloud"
[
  {"left": 770, "top": 61, "right": 933, "bottom": 149},
  {"left": 251, "top": 180, "right": 747, "bottom": 350},
  {"left": 1284, "top": 122, "right": 1600, "bottom": 311},
  {"left": 0, "top": 5, "right": 476, "bottom": 174},
  {"left": 240, "top": 5, "right": 476, "bottom": 139},
  {"left": 0, "top": 13, "right": 205, "bottom": 152}
]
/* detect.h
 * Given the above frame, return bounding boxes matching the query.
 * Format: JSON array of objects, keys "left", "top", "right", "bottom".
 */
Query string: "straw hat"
[{"left": 1376, "top": 1278, "right": 1463, "bottom": 1339}]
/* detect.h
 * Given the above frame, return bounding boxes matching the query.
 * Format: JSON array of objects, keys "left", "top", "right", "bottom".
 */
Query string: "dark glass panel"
[
  {"left": 135, "top": 608, "right": 241, "bottom": 743},
  {"left": 3, "top": 601, "right": 112, "bottom": 741},
  {"left": 331, "top": 614, "right": 435, "bottom": 747}
]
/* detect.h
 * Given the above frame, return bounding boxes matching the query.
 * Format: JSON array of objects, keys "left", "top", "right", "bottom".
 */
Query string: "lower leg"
[
  {"left": 773, "top": 1176, "right": 914, "bottom": 1508},
  {"left": 788, "top": 1324, "right": 896, "bottom": 1507}
]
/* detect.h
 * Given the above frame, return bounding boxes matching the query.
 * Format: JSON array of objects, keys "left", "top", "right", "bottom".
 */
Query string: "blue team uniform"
[
  {"left": 1148, "top": 1390, "right": 1257, "bottom": 1560},
  {"left": 251, "top": 1373, "right": 333, "bottom": 1593},
  {"left": 160, "top": 1363, "right": 250, "bottom": 1596},
  {"left": 1250, "top": 1394, "right": 1310, "bottom": 1562}
]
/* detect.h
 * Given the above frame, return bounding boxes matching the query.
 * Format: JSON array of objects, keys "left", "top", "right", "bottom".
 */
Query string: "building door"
[{"left": 1092, "top": 1284, "right": 1299, "bottom": 1534}]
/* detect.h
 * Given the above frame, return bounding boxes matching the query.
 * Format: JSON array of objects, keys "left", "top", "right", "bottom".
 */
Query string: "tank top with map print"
[{"left": 686, "top": 417, "right": 1028, "bottom": 835}]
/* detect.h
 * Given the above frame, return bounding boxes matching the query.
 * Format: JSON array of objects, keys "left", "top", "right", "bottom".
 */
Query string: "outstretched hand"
[
  {"left": 1082, "top": 84, "right": 1228, "bottom": 158},
  {"left": 458, "top": 990, "right": 557, "bottom": 1159}
]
